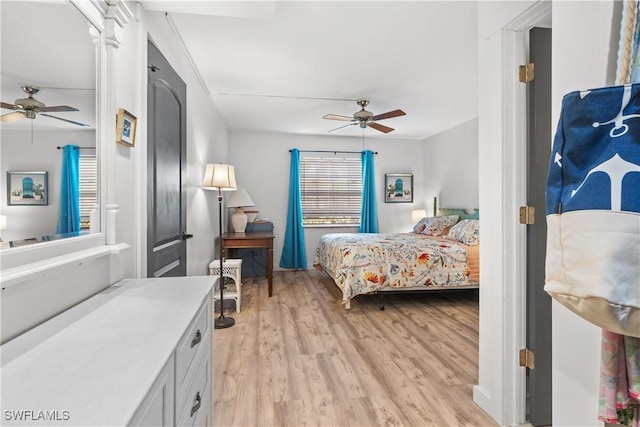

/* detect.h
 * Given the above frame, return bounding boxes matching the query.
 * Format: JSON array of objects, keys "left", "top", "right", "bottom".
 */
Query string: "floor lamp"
[{"left": 202, "top": 163, "right": 237, "bottom": 329}]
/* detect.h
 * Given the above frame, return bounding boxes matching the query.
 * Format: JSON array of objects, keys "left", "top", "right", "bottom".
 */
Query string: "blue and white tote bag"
[{"left": 545, "top": 83, "right": 640, "bottom": 337}]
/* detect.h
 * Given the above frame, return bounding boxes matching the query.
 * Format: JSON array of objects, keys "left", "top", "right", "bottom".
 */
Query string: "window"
[
  {"left": 79, "top": 155, "right": 98, "bottom": 229},
  {"left": 300, "top": 155, "right": 361, "bottom": 226}
]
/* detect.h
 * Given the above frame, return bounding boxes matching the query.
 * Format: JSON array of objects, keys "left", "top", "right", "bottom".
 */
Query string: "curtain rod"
[
  {"left": 56, "top": 146, "right": 95, "bottom": 150},
  {"left": 289, "top": 149, "right": 378, "bottom": 154}
]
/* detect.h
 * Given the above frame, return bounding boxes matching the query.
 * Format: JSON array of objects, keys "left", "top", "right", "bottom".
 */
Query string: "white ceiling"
[
  {"left": 143, "top": 1, "right": 479, "bottom": 140},
  {"left": 0, "top": 1, "right": 96, "bottom": 130},
  {"left": 1, "top": 1, "right": 479, "bottom": 140}
]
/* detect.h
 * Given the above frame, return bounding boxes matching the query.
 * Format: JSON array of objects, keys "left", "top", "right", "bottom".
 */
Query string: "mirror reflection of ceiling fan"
[
  {"left": 1, "top": 85, "right": 89, "bottom": 127},
  {"left": 323, "top": 99, "right": 406, "bottom": 133}
]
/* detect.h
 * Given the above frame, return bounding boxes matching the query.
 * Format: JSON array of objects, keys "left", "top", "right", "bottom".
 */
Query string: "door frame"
[
  {"left": 474, "top": 2, "right": 552, "bottom": 425},
  {"left": 504, "top": 3, "right": 552, "bottom": 424}
]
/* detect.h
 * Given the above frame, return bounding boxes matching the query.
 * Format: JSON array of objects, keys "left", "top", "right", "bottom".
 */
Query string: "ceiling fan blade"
[
  {"left": 328, "top": 122, "right": 357, "bottom": 133},
  {"left": 368, "top": 122, "right": 394, "bottom": 133},
  {"left": 323, "top": 114, "right": 354, "bottom": 121},
  {"left": 372, "top": 109, "right": 406, "bottom": 121},
  {"left": 40, "top": 105, "right": 79, "bottom": 113},
  {"left": 1, "top": 111, "right": 26, "bottom": 123},
  {"left": 1, "top": 102, "right": 19, "bottom": 110},
  {"left": 40, "top": 113, "right": 89, "bottom": 127}
]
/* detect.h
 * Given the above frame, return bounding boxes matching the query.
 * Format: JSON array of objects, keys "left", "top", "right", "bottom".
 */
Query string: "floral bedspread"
[{"left": 313, "top": 233, "right": 478, "bottom": 305}]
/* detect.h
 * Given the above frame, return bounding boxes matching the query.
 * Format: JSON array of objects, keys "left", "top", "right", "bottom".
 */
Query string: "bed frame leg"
[{"left": 378, "top": 293, "right": 385, "bottom": 310}]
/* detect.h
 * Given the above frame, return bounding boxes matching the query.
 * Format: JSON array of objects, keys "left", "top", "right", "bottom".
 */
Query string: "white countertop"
[{"left": 1, "top": 276, "right": 214, "bottom": 426}]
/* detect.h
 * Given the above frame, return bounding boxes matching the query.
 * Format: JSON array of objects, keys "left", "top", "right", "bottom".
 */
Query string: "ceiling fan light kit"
[
  {"left": 0, "top": 85, "right": 89, "bottom": 127},
  {"left": 323, "top": 99, "right": 406, "bottom": 133}
]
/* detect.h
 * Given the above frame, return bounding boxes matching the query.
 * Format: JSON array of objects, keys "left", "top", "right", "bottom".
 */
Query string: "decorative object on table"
[
  {"left": 6, "top": 171, "right": 48, "bottom": 206},
  {"left": 116, "top": 108, "right": 137, "bottom": 147},
  {"left": 226, "top": 187, "right": 255, "bottom": 233},
  {"left": 384, "top": 173, "right": 413, "bottom": 203},
  {"left": 244, "top": 208, "right": 259, "bottom": 224},
  {"left": 202, "top": 163, "right": 237, "bottom": 329}
]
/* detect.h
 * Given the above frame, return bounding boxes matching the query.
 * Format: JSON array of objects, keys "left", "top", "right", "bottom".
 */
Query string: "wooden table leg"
[{"left": 267, "top": 247, "right": 273, "bottom": 297}]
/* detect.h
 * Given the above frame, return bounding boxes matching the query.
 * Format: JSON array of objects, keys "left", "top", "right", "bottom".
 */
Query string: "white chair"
[{"left": 209, "top": 258, "right": 242, "bottom": 313}]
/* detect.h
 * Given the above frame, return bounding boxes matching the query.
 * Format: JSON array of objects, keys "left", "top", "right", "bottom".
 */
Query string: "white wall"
[
  {"left": 1, "top": 129, "right": 95, "bottom": 242},
  {"left": 477, "top": 1, "right": 616, "bottom": 426},
  {"left": 229, "top": 132, "right": 426, "bottom": 268},
  {"left": 110, "top": 4, "right": 231, "bottom": 277},
  {"left": 551, "top": 2, "right": 617, "bottom": 426},
  {"left": 422, "top": 118, "right": 479, "bottom": 212}
]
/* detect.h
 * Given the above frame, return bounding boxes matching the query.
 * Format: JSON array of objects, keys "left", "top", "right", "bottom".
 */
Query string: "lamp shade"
[
  {"left": 202, "top": 163, "right": 237, "bottom": 191},
  {"left": 411, "top": 209, "right": 427, "bottom": 223},
  {"left": 227, "top": 188, "right": 255, "bottom": 208},
  {"left": 0, "top": 215, "right": 6, "bottom": 230}
]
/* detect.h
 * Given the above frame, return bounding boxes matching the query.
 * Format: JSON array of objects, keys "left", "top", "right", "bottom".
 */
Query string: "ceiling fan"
[
  {"left": 323, "top": 99, "right": 406, "bottom": 133},
  {"left": 1, "top": 85, "right": 89, "bottom": 127}
]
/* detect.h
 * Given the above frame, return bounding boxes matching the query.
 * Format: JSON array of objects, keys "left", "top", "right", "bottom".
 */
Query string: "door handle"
[{"left": 182, "top": 232, "right": 194, "bottom": 240}]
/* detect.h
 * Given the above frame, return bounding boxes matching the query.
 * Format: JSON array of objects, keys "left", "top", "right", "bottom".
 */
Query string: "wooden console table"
[{"left": 222, "top": 231, "right": 275, "bottom": 297}]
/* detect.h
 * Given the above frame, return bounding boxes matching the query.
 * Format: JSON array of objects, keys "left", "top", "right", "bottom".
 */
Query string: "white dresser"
[{"left": 0, "top": 276, "right": 214, "bottom": 426}]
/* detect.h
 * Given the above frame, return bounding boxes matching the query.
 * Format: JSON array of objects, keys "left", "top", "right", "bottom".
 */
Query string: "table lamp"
[
  {"left": 411, "top": 209, "right": 427, "bottom": 223},
  {"left": 227, "top": 188, "right": 255, "bottom": 233},
  {"left": 202, "top": 163, "right": 237, "bottom": 329},
  {"left": 0, "top": 215, "right": 6, "bottom": 242}
]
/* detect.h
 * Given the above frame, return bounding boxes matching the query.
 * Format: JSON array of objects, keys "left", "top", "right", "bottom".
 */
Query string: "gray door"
[
  {"left": 147, "top": 41, "right": 188, "bottom": 277},
  {"left": 526, "top": 27, "right": 552, "bottom": 426}
]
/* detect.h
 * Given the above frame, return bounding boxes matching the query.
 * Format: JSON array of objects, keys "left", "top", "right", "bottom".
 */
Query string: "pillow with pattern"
[
  {"left": 412, "top": 217, "right": 428, "bottom": 233},
  {"left": 447, "top": 219, "right": 480, "bottom": 245},
  {"left": 421, "top": 215, "right": 459, "bottom": 236}
]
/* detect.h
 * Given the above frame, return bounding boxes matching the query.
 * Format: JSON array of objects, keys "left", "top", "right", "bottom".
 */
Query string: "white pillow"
[
  {"left": 421, "top": 215, "right": 459, "bottom": 236},
  {"left": 447, "top": 219, "right": 480, "bottom": 245}
]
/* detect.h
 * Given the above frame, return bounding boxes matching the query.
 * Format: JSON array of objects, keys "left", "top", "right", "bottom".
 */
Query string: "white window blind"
[
  {"left": 300, "top": 155, "right": 361, "bottom": 225},
  {"left": 79, "top": 154, "right": 97, "bottom": 229}
]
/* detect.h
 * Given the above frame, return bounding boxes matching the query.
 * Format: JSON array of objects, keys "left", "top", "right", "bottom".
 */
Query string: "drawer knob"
[
  {"left": 190, "top": 392, "right": 201, "bottom": 417},
  {"left": 191, "top": 329, "right": 202, "bottom": 348}
]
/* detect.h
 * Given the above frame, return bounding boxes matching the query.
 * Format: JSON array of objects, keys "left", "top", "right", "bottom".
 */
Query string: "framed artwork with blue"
[
  {"left": 116, "top": 108, "right": 137, "bottom": 147},
  {"left": 7, "top": 171, "right": 48, "bottom": 205},
  {"left": 385, "top": 173, "right": 413, "bottom": 203}
]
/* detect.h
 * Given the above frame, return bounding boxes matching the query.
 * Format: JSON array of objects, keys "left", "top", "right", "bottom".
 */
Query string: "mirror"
[{"left": 0, "top": 0, "right": 98, "bottom": 248}]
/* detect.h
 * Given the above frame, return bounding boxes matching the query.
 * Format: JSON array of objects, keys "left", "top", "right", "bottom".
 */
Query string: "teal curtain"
[
  {"left": 359, "top": 149, "right": 379, "bottom": 233},
  {"left": 279, "top": 148, "right": 307, "bottom": 269},
  {"left": 57, "top": 144, "right": 80, "bottom": 234}
]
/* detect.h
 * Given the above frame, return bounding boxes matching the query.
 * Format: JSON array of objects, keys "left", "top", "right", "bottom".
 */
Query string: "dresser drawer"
[
  {"left": 175, "top": 298, "right": 210, "bottom": 410},
  {"left": 176, "top": 342, "right": 210, "bottom": 426}
]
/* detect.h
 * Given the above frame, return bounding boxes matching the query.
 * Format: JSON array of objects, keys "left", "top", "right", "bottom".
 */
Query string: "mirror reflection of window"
[{"left": 0, "top": 1, "right": 98, "bottom": 248}]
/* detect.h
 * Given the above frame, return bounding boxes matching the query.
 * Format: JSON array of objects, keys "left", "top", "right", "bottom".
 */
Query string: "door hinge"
[
  {"left": 519, "top": 206, "right": 535, "bottom": 225},
  {"left": 519, "top": 348, "right": 535, "bottom": 369},
  {"left": 519, "top": 63, "right": 535, "bottom": 83}
]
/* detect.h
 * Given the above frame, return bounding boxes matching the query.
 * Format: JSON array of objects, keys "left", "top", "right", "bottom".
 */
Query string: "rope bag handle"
[{"left": 617, "top": 0, "right": 638, "bottom": 85}]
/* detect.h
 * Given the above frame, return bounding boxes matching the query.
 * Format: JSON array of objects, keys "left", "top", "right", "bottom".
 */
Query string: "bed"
[{"left": 313, "top": 209, "right": 480, "bottom": 309}]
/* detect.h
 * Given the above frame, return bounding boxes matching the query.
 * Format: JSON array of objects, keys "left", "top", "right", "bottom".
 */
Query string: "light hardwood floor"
[{"left": 213, "top": 270, "right": 497, "bottom": 427}]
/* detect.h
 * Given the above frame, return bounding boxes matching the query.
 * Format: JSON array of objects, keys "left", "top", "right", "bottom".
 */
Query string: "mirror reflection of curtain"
[{"left": 57, "top": 145, "right": 80, "bottom": 234}]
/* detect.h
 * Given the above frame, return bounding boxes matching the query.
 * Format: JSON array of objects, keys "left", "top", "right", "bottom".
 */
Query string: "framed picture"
[
  {"left": 7, "top": 171, "right": 48, "bottom": 206},
  {"left": 385, "top": 173, "right": 413, "bottom": 203},
  {"left": 116, "top": 108, "right": 137, "bottom": 147}
]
